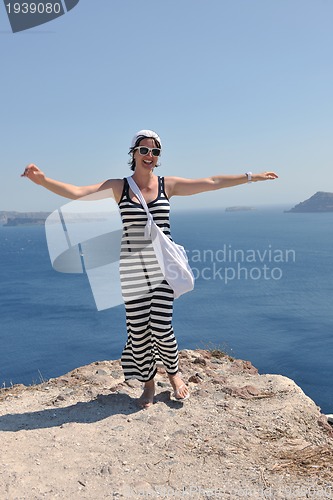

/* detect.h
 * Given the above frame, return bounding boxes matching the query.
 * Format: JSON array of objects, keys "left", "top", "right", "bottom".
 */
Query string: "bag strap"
[
  {"left": 127, "top": 176, "right": 153, "bottom": 238},
  {"left": 127, "top": 176, "right": 151, "bottom": 215}
]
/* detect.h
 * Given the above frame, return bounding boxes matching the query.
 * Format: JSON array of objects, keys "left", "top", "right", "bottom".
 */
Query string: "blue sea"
[{"left": 1, "top": 208, "right": 333, "bottom": 413}]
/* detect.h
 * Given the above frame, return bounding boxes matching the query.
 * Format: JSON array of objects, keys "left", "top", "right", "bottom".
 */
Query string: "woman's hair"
[{"left": 128, "top": 136, "right": 162, "bottom": 171}]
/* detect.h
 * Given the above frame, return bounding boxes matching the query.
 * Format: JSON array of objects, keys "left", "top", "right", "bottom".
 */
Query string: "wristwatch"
[{"left": 245, "top": 172, "right": 253, "bottom": 183}]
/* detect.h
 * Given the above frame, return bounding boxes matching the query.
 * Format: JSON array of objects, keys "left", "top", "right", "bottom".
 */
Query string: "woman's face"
[{"left": 133, "top": 138, "right": 160, "bottom": 171}]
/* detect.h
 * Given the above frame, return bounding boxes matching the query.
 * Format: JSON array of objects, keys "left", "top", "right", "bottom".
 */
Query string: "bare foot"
[
  {"left": 168, "top": 373, "right": 190, "bottom": 400},
  {"left": 137, "top": 380, "right": 155, "bottom": 409}
]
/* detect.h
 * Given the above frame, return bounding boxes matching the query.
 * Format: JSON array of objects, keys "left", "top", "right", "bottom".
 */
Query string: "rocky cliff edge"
[{"left": 0, "top": 349, "right": 333, "bottom": 499}]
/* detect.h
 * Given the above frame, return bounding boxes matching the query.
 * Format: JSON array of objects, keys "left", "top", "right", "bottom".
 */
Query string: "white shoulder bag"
[{"left": 127, "top": 176, "right": 194, "bottom": 299}]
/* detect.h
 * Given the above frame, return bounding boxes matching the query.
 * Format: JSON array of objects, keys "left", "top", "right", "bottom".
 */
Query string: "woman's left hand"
[{"left": 253, "top": 172, "right": 279, "bottom": 182}]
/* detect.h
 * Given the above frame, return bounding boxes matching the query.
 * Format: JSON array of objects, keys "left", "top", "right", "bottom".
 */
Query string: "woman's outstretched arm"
[
  {"left": 165, "top": 172, "right": 278, "bottom": 197},
  {"left": 21, "top": 163, "right": 123, "bottom": 201}
]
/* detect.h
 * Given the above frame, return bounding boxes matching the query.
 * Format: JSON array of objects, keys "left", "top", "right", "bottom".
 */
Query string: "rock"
[
  {"left": 95, "top": 369, "right": 108, "bottom": 376},
  {"left": 125, "top": 379, "right": 142, "bottom": 389},
  {"left": 157, "top": 381, "right": 169, "bottom": 388},
  {"left": 100, "top": 465, "right": 112, "bottom": 476},
  {"left": 0, "top": 349, "right": 333, "bottom": 498},
  {"left": 130, "top": 481, "right": 155, "bottom": 496},
  {"left": 286, "top": 191, "right": 333, "bottom": 213},
  {"left": 193, "top": 357, "right": 207, "bottom": 366},
  {"left": 211, "top": 376, "right": 227, "bottom": 385},
  {"left": 229, "top": 359, "right": 258, "bottom": 375}
]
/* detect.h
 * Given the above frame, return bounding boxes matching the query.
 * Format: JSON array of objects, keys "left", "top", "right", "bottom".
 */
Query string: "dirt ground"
[{"left": 1, "top": 349, "right": 333, "bottom": 499}]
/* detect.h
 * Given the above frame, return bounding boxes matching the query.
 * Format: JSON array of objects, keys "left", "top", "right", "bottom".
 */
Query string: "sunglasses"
[{"left": 134, "top": 146, "right": 161, "bottom": 157}]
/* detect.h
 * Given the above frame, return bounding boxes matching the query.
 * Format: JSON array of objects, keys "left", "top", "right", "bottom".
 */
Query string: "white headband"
[{"left": 130, "top": 129, "right": 162, "bottom": 149}]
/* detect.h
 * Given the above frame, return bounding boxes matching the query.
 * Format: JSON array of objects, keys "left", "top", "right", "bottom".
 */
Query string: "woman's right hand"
[{"left": 21, "top": 164, "right": 46, "bottom": 186}]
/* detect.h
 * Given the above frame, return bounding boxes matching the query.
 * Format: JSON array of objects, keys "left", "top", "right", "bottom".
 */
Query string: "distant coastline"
[
  {"left": 0, "top": 211, "right": 50, "bottom": 226},
  {"left": 2, "top": 192, "right": 333, "bottom": 226}
]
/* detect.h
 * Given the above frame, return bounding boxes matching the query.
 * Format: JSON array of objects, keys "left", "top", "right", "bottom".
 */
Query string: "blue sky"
[{"left": 1, "top": 0, "right": 332, "bottom": 211}]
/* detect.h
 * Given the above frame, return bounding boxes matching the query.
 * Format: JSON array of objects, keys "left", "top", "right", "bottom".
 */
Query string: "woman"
[{"left": 22, "top": 129, "right": 278, "bottom": 408}]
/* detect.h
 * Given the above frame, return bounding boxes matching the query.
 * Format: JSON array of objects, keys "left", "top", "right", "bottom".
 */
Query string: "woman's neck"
[{"left": 132, "top": 169, "right": 157, "bottom": 190}]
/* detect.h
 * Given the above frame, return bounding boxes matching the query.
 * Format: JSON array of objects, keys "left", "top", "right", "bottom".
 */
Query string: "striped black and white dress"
[{"left": 118, "top": 176, "right": 179, "bottom": 382}]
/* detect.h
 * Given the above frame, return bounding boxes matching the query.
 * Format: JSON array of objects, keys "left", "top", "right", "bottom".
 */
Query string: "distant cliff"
[
  {"left": 225, "top": 206, "right": 255, "bottom": 212},
  {"left": 0, "top": 211, "right": 50, "bottom": 226},
  {"left": 286, "top": 192, "right": 333, "bottom": 213}
]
